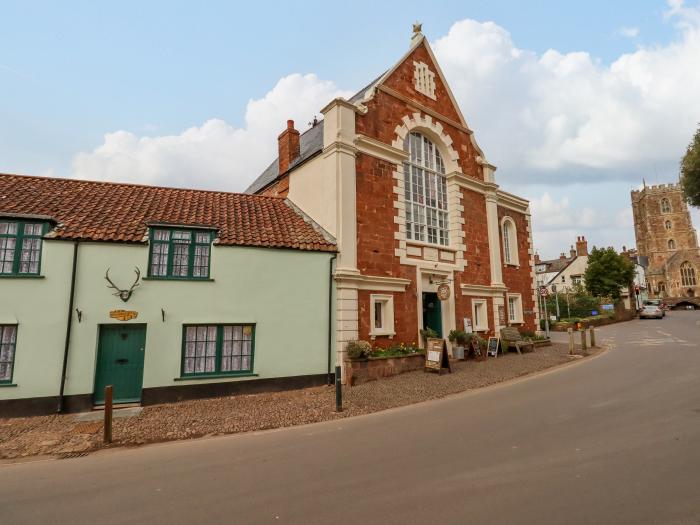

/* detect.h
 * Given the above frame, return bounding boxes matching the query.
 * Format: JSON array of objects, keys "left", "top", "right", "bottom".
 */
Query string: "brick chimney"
[
  {"left": 576, "top": 236, "right": 588, "bottom": 256},
  {"left": 534, "top": 253, "right": 541, "bottom": 264},
  {"left": 278, "top": 120, "right": 300, "bottom": 175},
  {"left": 569, "top": 245, "right": 576, "bottom": 259},
  {"left": 559, "top": 252, "right": 567, "bottom": 261}
]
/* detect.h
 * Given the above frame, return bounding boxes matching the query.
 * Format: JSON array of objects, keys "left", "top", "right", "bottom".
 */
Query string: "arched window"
[
  {"left": 658, "top": 282, "right": 666, "bottom": 293},
  {"left": 660, "top": 198, "right": 671, "bottom": 213},
  {"left": 665, "top": 220, "right": 672, "bottom": 230},
  {"left": 403, "top": 132, "right": 448, "bottom": 246},
  {"left": 501, "top": 217, "right": 518, "bottom": 265},
  {"left": 668, "top": 239, "right": 676, "bottom": 250},
  {"left": 681, "top": 261, "right": 697, "bottom": 286}
]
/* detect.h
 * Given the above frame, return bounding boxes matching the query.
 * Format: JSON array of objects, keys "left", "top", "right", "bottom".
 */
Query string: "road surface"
[{"left": 2, "top": 312, "right": 699, "bottom": 524}]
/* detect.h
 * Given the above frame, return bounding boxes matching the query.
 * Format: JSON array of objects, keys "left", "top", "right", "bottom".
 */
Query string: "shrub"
[
  {"left": 346, "top": 340, "right": 372, "bottom": 360},
  {"left": 448, "top": 329, "right": 468, "bottom": 345}
]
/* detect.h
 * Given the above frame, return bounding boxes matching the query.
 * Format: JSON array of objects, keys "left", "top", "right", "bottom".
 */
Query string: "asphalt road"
[{"left": 2, "top": 312, "right": 699, "bottom": 525}]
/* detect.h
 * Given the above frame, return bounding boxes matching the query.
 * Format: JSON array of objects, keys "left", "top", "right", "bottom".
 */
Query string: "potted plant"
[
  {"left": 419, "top": 327, "right": 438, "bottom": 348},
  {"left": 448, "top": 329, "right": 468, "bottom": 359},
  {"left": 346, "top": 340, "right": 372, "bottom": 360}
]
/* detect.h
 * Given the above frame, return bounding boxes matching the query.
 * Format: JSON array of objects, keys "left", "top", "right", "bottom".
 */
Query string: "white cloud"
[
  {"left": 618, "top": 26, "right": 640, "bottom": 38},
  {"left": 432, "top": 3, "right": 700, "bottom": 182},
  {"left": 72, "top": 74, "right": 351, "bottom": 191}
]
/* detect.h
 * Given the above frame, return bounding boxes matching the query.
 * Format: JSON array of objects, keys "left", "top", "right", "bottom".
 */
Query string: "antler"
[
  {"left": 104, "top": 267, "right": 121, "bottom": 294},
  {"left": 129, "top": 267, "right": 141, "bottom": 292}
]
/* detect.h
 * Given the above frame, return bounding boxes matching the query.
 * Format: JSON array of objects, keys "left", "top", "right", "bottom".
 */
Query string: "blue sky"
[{"left": 2, "top": 0, "right": 699, "bottom": 257}]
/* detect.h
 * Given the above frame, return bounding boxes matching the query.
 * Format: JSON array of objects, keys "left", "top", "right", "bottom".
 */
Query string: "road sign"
[{"left": 539, "top": 286, "right": 549, "bottom": 297}]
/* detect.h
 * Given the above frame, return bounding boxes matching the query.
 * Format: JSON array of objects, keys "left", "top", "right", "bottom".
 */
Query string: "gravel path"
[{"left": 0, "top": 343, "right": 595, "bottom": 459}]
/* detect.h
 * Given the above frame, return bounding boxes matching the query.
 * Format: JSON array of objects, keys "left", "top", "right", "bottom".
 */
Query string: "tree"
[
  {"left": 584, "top": 247, "right": 635, "bottom": 300},
  {"left": 681, "top": 124, "right": 700, "bottom": 207}
]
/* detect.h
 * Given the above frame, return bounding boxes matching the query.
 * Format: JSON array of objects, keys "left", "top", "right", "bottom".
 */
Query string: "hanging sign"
[
  {"left": 109, "top": 310, "right": 138, "bottom": 322},
  {"left": 437, "top": 284, "right": 451, "bottom": 301},
  {"left": 425, "top": 338, "right": 452, "bottom": 374}
]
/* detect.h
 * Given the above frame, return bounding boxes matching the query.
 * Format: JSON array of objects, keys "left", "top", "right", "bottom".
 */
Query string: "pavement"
[{"left": 1, "top": 311, "right": 699, "bottom": 525}]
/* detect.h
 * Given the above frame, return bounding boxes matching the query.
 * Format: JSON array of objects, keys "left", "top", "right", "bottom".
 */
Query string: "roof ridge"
[{"left": 0, "top": 172, "right": 287, "bottom": 199}]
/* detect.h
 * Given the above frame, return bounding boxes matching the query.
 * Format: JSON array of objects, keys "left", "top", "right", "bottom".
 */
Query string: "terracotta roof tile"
[{"left": 0, "top": 174, "right": 336, "bottom": 252}]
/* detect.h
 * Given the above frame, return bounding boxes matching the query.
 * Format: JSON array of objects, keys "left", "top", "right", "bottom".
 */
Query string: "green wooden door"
[
  {"left": 422, "top": 292, "right": 443, "bottom": 337},
  {"left": 94, "top": 324, "right": 146, "bottom": 404}
]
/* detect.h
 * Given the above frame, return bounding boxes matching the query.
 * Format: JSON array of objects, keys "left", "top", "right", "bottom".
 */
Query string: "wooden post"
[
  {"left": 104, "top": 385, "right": 113, "bottom": 444},
  {"left": 567, "top": 328, "right": 574, "bottom": 355},
  {"left": 589, "top": 326, "right": 596, "bottom": 347},
  {"left": 580, "top": 329, "right": 587, "bottom": 352}
]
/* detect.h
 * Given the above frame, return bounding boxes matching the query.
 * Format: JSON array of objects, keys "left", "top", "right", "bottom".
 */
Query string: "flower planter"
[{"left": 344, "top": 353, "right": 425, "bottom": 386}]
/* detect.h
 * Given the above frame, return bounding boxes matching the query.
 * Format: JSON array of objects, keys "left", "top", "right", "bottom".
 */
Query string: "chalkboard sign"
[
  {"left": 425, "top": 338, "right": 452, "bottom": 374},
  {"left": 487, "top": 337, "right": 499, "bottom": 357}
]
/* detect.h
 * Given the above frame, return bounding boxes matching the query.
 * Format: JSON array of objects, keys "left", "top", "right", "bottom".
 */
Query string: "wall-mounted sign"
[
  {"left": 437, "top": 283, "right": 450, "bottom": 301},
  {"left": 463, "top": 317, "right": 473, "bottom": 334},
  {"left": 498, "top": 305, "right": 505, "bottom": 326},
  {"left": 109, "top": 310, "right": 138, "bottom": 322}
]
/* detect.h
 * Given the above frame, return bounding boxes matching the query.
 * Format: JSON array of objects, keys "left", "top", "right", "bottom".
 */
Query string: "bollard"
[
  {"left": 103, "top": 385, "right": 113, "bottom": 444},
  {"left": 567, "top": 328, "right": 574, "bottom": 355},
  {"left": 580, "top": 329, "right": 587, "bottom": 352},
  {"left": 334, "top": 365, "right": 343, "bottom": 412},
  {"left": 589, "top": 326, "right": 596, "bottom": 347}
]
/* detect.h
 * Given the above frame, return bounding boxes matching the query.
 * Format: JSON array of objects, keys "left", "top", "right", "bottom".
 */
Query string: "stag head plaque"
[{"left": 105, "top": 267, "right": 141, "bottom": 302}]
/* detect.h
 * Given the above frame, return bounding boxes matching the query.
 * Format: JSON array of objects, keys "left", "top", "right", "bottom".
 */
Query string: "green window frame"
[
  {"left": 181, "top": 324, "right": 255, "bottom": 377},
  {"left": 148, "top": 227, "right": 214, "bottom": 279},
  {"left": 0, "top": 325, "right": 18, "bottom": 384},
  {"left": 0, "top": 220, "right": 47, "bottom": 276}
]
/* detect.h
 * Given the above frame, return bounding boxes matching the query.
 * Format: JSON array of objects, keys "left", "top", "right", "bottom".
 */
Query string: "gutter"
[
  {"left": 327, "top": 254, "right": 337, "bottom": 385},
  {"left": 57, "top": 241, "right": 79, "bottom": 413}
]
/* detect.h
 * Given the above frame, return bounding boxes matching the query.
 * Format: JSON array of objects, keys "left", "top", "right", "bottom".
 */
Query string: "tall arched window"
[
  {"left": 665, "top": 220, "right": 672, "bottom": 230},
  {"left": 404, "top": 132, "right": 448, "bottom": 246},
  {"left": 668, "top": 239, "right": 676, "bottom": 250},
  {"left": 681, "top": 261, "right": 696, "bottom": 286},
  {"left": 501, "top": 217, "right": 518, "bottom": 265},
  {"left": 660, "top": 198, "right": 671, "bottom": 213}
]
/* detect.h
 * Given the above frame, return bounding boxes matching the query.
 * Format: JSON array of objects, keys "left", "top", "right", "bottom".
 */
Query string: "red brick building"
[{"left": 248, "top": 27, "right": 538, "bottom": 373}]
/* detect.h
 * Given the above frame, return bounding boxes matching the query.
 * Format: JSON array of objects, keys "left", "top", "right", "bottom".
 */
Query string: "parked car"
[
  {"left": 643, "top": 299, "right": 666, "bottom": 317},
  {"left": 640, "top": 305, "right": 664, "bottom": 319}
]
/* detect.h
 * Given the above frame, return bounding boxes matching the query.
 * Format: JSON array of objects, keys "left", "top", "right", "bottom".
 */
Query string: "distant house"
[
  {"left": 0, "top": 174, "right": 336, "bottom": 417},
  {"left": 535, "top": 236, "right": 589, "bottom": 293}
]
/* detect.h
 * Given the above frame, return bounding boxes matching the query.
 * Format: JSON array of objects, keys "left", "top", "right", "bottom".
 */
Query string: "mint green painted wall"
[{"left": 1, "top": 240, "right": 335, "bottom": 402}]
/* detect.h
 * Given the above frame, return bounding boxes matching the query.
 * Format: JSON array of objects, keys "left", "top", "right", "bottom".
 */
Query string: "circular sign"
[{"left": 437, "top": 283, "right": 451, "bottom": 301}]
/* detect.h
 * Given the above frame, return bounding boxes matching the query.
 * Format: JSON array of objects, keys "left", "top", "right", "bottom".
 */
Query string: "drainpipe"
[
  {"left": 57, "top": 241, "right": 79, "bottom": 413},
  {"left": 327, "top": 254, "right": 337, "bottom": 385}
]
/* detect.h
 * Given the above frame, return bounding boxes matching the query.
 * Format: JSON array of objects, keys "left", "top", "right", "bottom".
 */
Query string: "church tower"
[{"left": 631, "top": 182, "right": 699, "bottom": 298}]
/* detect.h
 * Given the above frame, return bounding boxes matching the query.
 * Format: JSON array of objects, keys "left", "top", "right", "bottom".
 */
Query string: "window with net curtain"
[
  {"left": 681, "top": 261, "right": 697, "bottom": 286},
  {"left": 403, "top": 132, "right": 449, "bottom": 246}
]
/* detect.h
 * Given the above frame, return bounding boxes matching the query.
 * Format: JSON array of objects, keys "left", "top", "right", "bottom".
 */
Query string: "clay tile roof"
[{"left": 0, "top": 173, "right": 336, "bottom": 252}]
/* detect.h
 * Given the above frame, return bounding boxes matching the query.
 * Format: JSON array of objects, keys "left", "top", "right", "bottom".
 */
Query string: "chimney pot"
[{"left": 575, "top": 235, "right": 589, "bottom": 256}]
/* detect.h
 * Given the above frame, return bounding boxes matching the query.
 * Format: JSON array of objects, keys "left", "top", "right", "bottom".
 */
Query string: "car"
[
  {"left": 640, "top": 305, "right": 664, "bottom": 319},
  {"left": 643, "top": 299, "right": 666, "bottom": 317}
]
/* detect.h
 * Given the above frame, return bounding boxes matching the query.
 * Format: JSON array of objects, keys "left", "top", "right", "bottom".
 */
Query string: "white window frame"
[
  {"left": 507, "top": 294, "right": 524, "bottom": 323},
  {"left": 665, "top": 220, "right": 672, "bottom": 230},
  {"left": 403, "top": 132, "right": 449, "bottom": 247},
  {"left": 500, "top": 216, "right": 519, "bottom": 266},
  {"left": 370, "top": 294, "right": 395, "bottom": 337},
  {"left": 472, "top": 299, "right": 488, "bottom": 332}
]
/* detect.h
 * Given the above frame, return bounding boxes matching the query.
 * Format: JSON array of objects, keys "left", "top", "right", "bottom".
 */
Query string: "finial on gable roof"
[{"left": 411, "top": 22, "right": 423, "bottom": 45}]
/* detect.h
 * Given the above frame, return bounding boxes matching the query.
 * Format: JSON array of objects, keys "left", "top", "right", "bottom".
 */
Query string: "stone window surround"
[
  {"left": 500, "top": 215, "right": 519, "bottom": 267},
  {"left": 507, "top": 293, "right": 524, "bottom": 323},
  {"left": 472, "top": 299, "right": 489, "bottom": 332},
  {"left": 369, "top": 293, "right": 395, "bottom": 338}
]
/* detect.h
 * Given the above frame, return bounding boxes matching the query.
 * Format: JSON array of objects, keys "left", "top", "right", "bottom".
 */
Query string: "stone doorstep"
[{"left": 73, "top": 406, "right": 143, "bottom": 422}]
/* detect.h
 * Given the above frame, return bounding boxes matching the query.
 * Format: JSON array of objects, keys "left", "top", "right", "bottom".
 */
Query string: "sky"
[{"left": 2, "top": 0, "right": 700, "bottom": 259}]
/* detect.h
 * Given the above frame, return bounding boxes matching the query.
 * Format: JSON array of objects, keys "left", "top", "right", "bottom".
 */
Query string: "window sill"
[
  {"left": 143, "top": 277, "right": 215, "bottom": 282},
  {"left": 405, "top": 240, "right": 456, "bottom": 252},
  {"left": 370, "top": 331, "right": 396, "bottom": 338},
  {"left": 174, "top": 373, "right": 258, "bottom": 381},
  {"left": 0, "top": 383, "right": 17, "bottom": 387},
  {"left": 0, "top": 275, "right": 45, "bottom": 279},
  {"left": 503, "top": 263, "right": 520, "bottom": 269}
]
